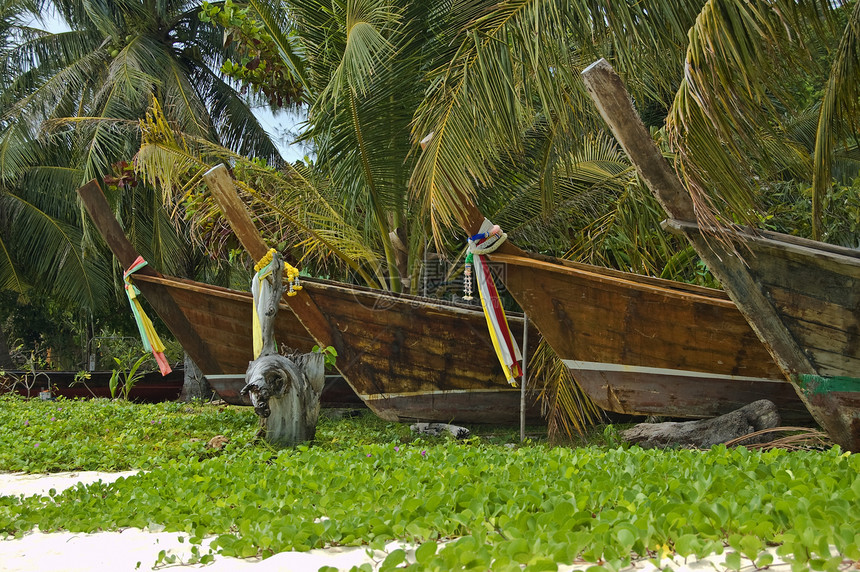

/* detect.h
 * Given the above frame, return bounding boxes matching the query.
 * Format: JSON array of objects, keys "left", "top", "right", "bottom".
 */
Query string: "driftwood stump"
[
  {"left": 242, "top": 253, "right": 325, "bottom": 446},
  {"left": 621, "top": 399, "right": 781, "bottom": 449}
]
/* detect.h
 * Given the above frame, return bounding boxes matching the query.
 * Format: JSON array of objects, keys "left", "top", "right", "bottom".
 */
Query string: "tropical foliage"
[
  {"left": 140, "top": 0, "right": 860, "bottom": 439},
  {"left": 5, "top": 0, "right": 860, "bottom": 434},
  {"left": 0, "top": 0, "right": 287, "bottom": 367},
  {"left": 411, "top": 0, "right": 860, "bottom": 247},
  {"left": 1, "top": 397, "right": 858, "bottom": 571}
]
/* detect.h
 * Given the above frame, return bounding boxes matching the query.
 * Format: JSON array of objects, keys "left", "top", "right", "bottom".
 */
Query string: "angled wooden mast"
[
  {"left": 580, "top": 58, "right": 813, "bottom": 375},
  {"left": 203, "top": 164, "right": 337, "bottom": 350},
  {"left": 200, "top": 164, "right": 542, "bottom": 423}
]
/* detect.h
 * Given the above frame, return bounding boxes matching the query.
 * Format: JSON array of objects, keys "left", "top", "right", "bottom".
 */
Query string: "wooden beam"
[
  {"left": 203, "top": 164, "right": 270, "bottom": 262},
  {"left": 201, "top": 164, "right": 338, "bottom": 350},
  {"left": 580, "top": 59, "right": 696, "bottom": 222},
  {"left": 78, "top": 181, "right": 155, "bottom": 272},
  {"left": 76, "top": 180, "right": 223, "bottom": 373}
]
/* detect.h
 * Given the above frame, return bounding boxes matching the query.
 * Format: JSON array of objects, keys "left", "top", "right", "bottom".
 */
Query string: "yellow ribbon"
[{"left": 252, "top": 249, "right": 303, "bottom": 357}]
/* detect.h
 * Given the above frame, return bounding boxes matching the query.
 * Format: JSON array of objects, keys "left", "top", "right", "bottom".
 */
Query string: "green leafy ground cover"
[{"left": 1, "top": 396, "right": 859, "bottom": 571}]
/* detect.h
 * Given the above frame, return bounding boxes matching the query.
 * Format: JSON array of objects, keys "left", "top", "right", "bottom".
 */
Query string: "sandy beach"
[{"left": 0, "top": 470, "right": 405, "bottom": 571}]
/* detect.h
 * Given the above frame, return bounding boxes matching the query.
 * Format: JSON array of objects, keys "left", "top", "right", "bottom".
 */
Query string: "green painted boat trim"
[{"left": 795, "top": 374, "right": 860, "bottom": 396}]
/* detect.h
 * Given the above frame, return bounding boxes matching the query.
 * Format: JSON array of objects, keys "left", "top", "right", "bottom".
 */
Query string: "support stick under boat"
[{"left": 520, "top": 313, "right": 529, "bottom": 442}]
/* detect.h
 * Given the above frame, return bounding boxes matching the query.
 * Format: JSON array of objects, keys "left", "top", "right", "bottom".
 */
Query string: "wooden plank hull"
[
  {"left": 739, "top": 234, "right": 860, "bottom": 448},
  {"left": 489, "top": 253, "right": 808, "bottom": 422},
  {"left": 129, "top": 274, "right": 538, "bottom": 424},
  {"left": 581, "top": 58, "right": 859, "bottom": 449}
]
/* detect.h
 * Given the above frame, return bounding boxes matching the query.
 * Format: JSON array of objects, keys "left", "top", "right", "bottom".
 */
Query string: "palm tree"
[
  {"left": 0, "top": 0, "right": 284, "bottom": 367},
  {"left": 163, "top": 0, "right": 612, "bottom": 436},
  {"left": 2, "top": 0, "right": 281, "bottom": 178},
  {"left": 410, "top": 1, "right": 857, "bottom": 247},
  {"left": 212, "top": 0, "right": 484, "bottom": 293}
]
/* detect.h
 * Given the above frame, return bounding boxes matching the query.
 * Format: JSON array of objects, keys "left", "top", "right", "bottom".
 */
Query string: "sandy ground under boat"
[{"left": 1, "top": 471, "right": 793, "bottom": 571}]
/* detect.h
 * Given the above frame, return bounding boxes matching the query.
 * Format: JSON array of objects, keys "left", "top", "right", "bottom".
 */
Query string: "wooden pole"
[
  {"left": 520, "top": 313, "right": 528, "bottom": 442},
  {"left": 202, "top": 163, "right": 338, "bottom": 350},
  {"left": 203, "top": 164, "right": 269, "bottom": 261}
]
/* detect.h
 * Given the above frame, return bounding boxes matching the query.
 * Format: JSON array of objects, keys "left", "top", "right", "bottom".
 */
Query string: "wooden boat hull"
[
  {"left": 129, "top": 273, "right": 537, "bottom": 423},
  {"left": 581, "top": 58, "right": 859, "bottom": 449},
  {"left": 78, "top": 181, "right": 540, "bottom": 425},
  {"left": 732, "top": 231, "right": 860, "bottom": 448},
  {"left": 1, "top": 369, "right": 184, "bottom": 402},
  {"left": 796, "top": 374, "right": 860, "bottom": 450},
  {"left": 489, "top": 252, "right": 809, "bottom": 423}
]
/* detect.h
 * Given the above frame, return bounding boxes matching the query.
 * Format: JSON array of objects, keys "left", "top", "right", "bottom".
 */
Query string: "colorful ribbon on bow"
[
  {"left": 252, "top": 248, "right": 302, "bottom": 359},
  {"left": 467, "top": 221, "right": 522, "bottom": 386},
  {"left": 123, "top": 256, "right": 172, "bottom": 376},
  {"left": 252, "top": 249, "right": 276, "bottom": 359}
]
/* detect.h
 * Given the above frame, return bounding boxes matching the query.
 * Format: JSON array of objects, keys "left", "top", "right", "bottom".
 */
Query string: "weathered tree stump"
[
  {"left": 242, "top": 252, "right": 325, "bottom": 446},
  {"left": 621, "top": 399, "right": 781, "bottom": 449}
]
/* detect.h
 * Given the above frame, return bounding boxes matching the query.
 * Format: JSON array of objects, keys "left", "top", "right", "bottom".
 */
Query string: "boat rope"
[
  {"left": 252, "top": 248, "right": 303, "bottom": 358},
  {"left": 123, "top": 256, "right": 172, "bottom": 376},
  {"left": 467, "top": 219, "right": 522, "bottom": 386}
]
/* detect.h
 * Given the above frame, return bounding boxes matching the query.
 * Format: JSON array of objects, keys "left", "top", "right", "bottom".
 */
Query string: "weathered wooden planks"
[
  {"left": 444, "top": 155, "right": 806, "bottom": 423},
  {"left": 491, "top": 250, "right": 807, "bottom": 422}
]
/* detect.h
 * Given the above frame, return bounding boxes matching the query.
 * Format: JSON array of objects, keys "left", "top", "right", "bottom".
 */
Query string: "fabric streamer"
[
  {"left": 123, "top": 256, "right": 172, "bottom": 376},
  {"left": 251, "top": 248, "right": 302, "bottom": 359},
  {"left": 252, "top": 248, "right": 278, "bottom": 360},
  {"left": 468, "top": 220, "right": 522, "bottom": 386}
]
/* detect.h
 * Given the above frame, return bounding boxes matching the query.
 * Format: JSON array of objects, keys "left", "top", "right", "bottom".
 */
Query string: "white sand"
[{"left": 0, "top": 472, "right": 792, "bottom": 571}]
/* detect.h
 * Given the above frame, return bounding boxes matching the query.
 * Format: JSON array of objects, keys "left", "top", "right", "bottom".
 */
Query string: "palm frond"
[
  {"left": 410, "top": 0, "right": 708, "bottom": 237},
  {"left": 810, "top": 1, "right": 860, "bottom": 239},
  {"left": 667, "top": 0, "right": 840, "bottom": 231},
  {"left": 0, "top": 197, "right": 27, "bottom": 294},
  {"left": 531, "top": 338, "right": 605, "bottom": 441},
  {"left": 4, "top": 190, "right": 109, "bottom": 309},
  {"left": 134, "top": 98, "right": 383, "bottom": 284}
]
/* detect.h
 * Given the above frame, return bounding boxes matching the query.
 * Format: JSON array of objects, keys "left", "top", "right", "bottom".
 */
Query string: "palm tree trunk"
[
  {"left": 0, "top": 324, "right": 14, "bottom": 369},
  {"left": 180, "top": 352, "right": 211, "bottom": 401}
]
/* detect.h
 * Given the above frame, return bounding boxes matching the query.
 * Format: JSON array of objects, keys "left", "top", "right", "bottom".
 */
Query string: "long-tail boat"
[
  {"left": 1, "top": 368, "right": 184, "bottom": 402},
  {"left": 428, "top": 153, "right": 809, "bottom": 424},
  {"left": 78, "top": 179, "right": 539, "bottom": 424},
  {"left": 581, "top": 58, "right": 859, "bottom": 450}
]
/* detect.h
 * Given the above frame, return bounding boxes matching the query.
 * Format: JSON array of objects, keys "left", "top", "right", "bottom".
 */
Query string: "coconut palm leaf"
[
  {"left": 666, "top": 0, "right": 844, "bottom": 236},
  {"left": 530, "top": 338, "right": 605, "bottom": 440},
  {"left": 3, "top": 184, "right": 110, "bottom": 308},
  {"left": 809, "top": 2, "right": 860, "bottom": 239},
  {"left": 410, "top": 0, "right": 712, "bottom": 235},
  {"left": 134, "top": 98, "right": 384, "bottom": 285}
]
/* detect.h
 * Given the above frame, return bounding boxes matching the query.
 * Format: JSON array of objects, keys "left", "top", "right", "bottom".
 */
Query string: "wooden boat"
[
  {"left": 581, "top": 58, "right": 859, "bottom": 450},
  {"left": 78, "top": 180, "right": 540, "bottom": 424},
  {"left": 436, "top": 153, "right": 809, "bottom": 423},
  {"left": 1, "top": 368, "right": 184, "bottom": 402}
]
